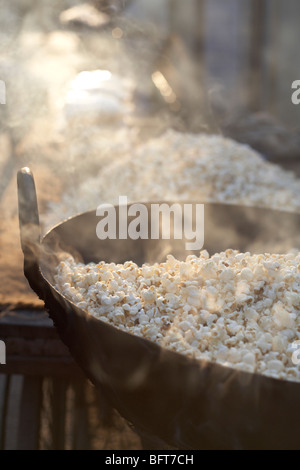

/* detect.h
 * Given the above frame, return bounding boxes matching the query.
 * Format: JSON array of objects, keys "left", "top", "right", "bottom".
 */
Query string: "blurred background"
[{"left": 0, "top": 0, "right": 300, "bottom": 450}]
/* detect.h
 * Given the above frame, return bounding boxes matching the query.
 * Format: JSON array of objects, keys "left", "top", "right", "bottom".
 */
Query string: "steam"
[{"left": 3, "top": 1, "right": 300, "bottom": 450}]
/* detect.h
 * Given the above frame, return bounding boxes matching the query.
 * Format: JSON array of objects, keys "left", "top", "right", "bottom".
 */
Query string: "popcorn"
[
  {"left": 242, "top": 352, "right": 256, "bottom": 366},
  {"left": 44, "top": 130, "right": 300, "bottom": 231},
  {"left": 55, "top": 249, "right": 300, "bottom": 382}
]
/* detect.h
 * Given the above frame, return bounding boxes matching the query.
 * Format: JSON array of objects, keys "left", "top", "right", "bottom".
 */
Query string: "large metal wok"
[{"left": 17, "top": 167, "right": 300, "bottom": 450}]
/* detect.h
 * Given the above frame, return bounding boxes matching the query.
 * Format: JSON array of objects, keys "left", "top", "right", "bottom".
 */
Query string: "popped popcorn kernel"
[{"left": 55, "top": 249, "right": 300, "bottom": 383}]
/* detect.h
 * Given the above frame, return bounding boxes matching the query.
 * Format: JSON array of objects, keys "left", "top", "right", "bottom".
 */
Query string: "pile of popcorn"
[
  {"left": 55, "top": 249, "right": 300, "bottom": 382},
  {"left": 45, "top": 130, "right": 300, "bottom": 231}
]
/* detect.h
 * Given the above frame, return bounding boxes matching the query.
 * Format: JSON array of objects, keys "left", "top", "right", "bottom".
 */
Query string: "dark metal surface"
[{"left": 17, "top": 167, "right": 300, "bottom": 449}]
